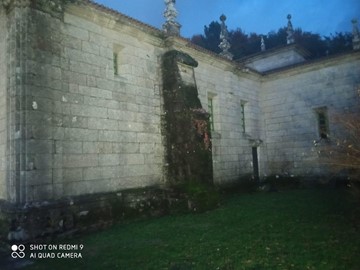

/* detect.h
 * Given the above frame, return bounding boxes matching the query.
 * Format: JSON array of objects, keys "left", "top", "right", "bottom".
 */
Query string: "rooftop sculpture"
[
  {"left": 261, "top": 35, "right": 266, "bottom": 52},
  {"left": 352, "top": 19, "right": 360, "bottom": 50},
  {"left": 218, "top": 14, "right": 233, "bottom": 60},
  {"left": 286, "top": 14, "right": 295, "bottom": 45},
  {"left": 163, "top": 0, "right": 181, "bottom": 36}
]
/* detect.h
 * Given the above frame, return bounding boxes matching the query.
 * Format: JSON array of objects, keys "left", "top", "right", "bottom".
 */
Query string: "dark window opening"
[{"left": 315, "top": 108, "right": 329, "bottom": 139}]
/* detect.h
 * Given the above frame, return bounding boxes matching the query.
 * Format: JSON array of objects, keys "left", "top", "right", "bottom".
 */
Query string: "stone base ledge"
[{"left": 0, "top": 185, "right": 189, "bottom": 243}]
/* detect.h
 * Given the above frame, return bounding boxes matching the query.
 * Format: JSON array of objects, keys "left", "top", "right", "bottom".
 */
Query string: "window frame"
[
  {"left": 208, "top": 96, "right": 214, "bottom": 131},
  {"left": 315, "top": 107, "right": 329, "bottom": 139},
  {"left": 240, "top": 101, "right": 246, "bottom": 133}
]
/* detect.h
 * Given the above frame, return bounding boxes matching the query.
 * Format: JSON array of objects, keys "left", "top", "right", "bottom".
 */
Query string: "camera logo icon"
[{"left": 11, "top": 244, "right": 25, "bottom": 259}]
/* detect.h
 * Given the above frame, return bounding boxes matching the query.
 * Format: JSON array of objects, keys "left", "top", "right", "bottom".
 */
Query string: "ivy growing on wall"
[{"left": 162, "top": 50, "right": 213, "bottom": 187}]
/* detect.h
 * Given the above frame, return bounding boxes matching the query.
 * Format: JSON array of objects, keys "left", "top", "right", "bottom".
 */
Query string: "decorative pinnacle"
[
  {"left": 218, "top": 14, "right": 233, "bottom": 60},
  {"left": 261, "top": 36, "right": 266, "bottom": 52},
  {"left": 163, "top": 0, "right": 181, "bottom": 36},
  {"left": 352, "top": 19, "right": 360, "bottom": 50},
  {"left": 286, "top": 14, "right": 295, "bottom": 45}
]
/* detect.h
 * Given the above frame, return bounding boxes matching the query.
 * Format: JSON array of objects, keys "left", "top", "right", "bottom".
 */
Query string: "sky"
[{"left": 94, "top": 0, "right": 360, "bottom": 38}]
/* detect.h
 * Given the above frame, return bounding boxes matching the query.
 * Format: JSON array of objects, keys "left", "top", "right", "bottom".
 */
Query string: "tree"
[
  {"left": 315, "top": 113, "right": 360, "bottom": 219},
  {"left": 325, "top": 32, "right": 353, "bottom": 55},
  {"left": 293, "top": 29, "right": 328, "bottom": 59}
]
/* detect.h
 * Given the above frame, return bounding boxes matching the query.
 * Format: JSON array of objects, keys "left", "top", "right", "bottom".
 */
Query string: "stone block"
[
  {"left": 64, "top": 128, "right": 98, "bottom": 142},
  {"left": 57, "top": 141, "right": 83, "bottom": 154},
  {"left": 63, "top": 116, "right": 89, "bottom": 129},
  {"left": 98, "top": 130, "right": 136, "bottom": 143},
  {"left": 63, "top": 154, "right": 98, "bottom": 168},
  {"left": 139, "top": 143, "right": 156, "bottom": 154},
  {"left": 25, "top": 170, "right": 52, "bottom": 186},
  {"left": 89, "top": 32, "right": 109, "bottom": 48},
  {"left": 137, "top": 133, "right": 161, "bottom": 143},
  {"left": 96, "top": 77, "right": 114, "bottom": 91},
  {"left": 83, "top": 96, "right": 119, "bottom": 109},
  {"left": 70, "top": 104, "right": 108, "bottom": 118},
  {"left": 26, "top": 184, "right": 54, "bottom": 201},
  {"left": 62, "top": 35, "right": 82, "bottom": 50},
  {"left": 88, "top": 118, "right": 118, "bottom": 130},
  {"left": 33, "top": 154, "right": 53, "bottom": 170},
  {"left": 63, "top": 168, "right": 83, "bottom": 182},
  {"left": 76, "top": 86, "right": 112, "bottom": 99},
  {"left": 83, "top": 167, "right": 102, "bottom": 181},
  {"left": 99, "top": 154, "right": 121, "bottom": 166},
  {"left": 69, "top": 60, "right": 102, "bottom": 77},
  {"left": 82, "top": 40, "right": 100, "bottom": 55},
  {"left": 64, "top": 24, "right": 89, "bottom": 41},
  {"left": 126, "top": 154, "right": 145, "bottom": 165},
  {"left": 113, "top": 142, "right": 139, "bottom": 154},
  {"left": 100, "top": 46, "right": 113, "bottom": 59},
  {"left": 25, "top": 140, "right": 54, "bottom": 154}
]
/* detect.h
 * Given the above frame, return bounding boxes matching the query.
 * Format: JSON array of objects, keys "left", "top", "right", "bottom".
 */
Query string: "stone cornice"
[
  {"left": 65, "top": 1, "right": 165, "bottom": 47},
  {"left": 2, "top": 0, "right": 76, "bottom": 17},
  {"left": 2, "top": 0, "right": 30, "bottom": 9},
  {"left": 262, "top": 51, "right": 360, "bottom": 81}
]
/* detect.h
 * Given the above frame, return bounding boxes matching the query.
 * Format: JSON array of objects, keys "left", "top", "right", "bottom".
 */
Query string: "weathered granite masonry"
[
  {"left": 0, "top": 4, "right": 6, "bottom": 200},
  {"left": 0, "top": 0, "right": 359, "bottom": 239}
]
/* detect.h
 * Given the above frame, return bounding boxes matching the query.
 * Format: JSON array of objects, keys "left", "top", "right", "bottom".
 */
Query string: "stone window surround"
[{"left": 314, "top": 106, "right": 329, "bottom": 139}]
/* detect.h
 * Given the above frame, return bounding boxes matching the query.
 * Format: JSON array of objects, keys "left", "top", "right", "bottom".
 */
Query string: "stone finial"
[
  {"left": 261, "top": 36, "right": 266, "bottom": 52},
  {"left": 218, "top": 14, "right": 233, "bottom": 60},
  {"left": 286, "top": 14, "right": 295, "bottom": 45},
  {"left": 163, "top": 0, "right": 181, "bottom": 36},
  {"left": 352, "top": 19, "right": 360, "bottom": 50}
]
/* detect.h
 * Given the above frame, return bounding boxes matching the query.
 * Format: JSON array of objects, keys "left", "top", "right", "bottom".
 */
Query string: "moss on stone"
[{"left": 162, "top": 50, "right": 213, "bottom": 187}]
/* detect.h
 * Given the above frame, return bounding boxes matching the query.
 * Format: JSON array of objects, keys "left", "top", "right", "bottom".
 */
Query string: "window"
[
  {"left": 240, "top": 102, "right": 246, "bottom": 133},
  {"left": 113, "top": 52, "right": 118, "bottom": 75},
  {"left": 113, "top": 44, "right": 124, "bottom": 76},
  {"left": 208, "top": 96, "right": 214, "bottom": 131},
  {"left": 315, "top": 107, "right": 329, "bottom": 139}
]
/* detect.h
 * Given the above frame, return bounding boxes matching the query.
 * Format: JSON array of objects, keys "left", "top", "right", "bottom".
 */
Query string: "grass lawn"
[{"left": 25, "top": 189, "right": 360, "bottom": 270}]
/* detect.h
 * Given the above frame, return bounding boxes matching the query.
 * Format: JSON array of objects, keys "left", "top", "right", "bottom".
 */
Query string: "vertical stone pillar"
[
  {"left": 3, "top": 0, "right": 31, "bottom": 204},
  {"left": 286, "top": 14, "right": 295, "bottom": 45},
  {"left": 3, "top": 0, "right": 69, "bottom": 205},
  {"left": 218, "top": 14, "right": 233, "bottom": 60},
  {"left": 162, "top": 0, "right": 181, "bottom": 36},
  {"left": 352, "top": 19, "right": 360, "bottom": 51},
  {"left": 261, "top": 36, "right": 266, "bottom": 52}
]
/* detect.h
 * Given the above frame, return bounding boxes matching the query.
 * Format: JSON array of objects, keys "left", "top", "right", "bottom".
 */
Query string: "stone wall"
[
  {"left": 0, "top": 6, "right": 6, "bottom": 200},
  {"left": 56, "top": 5, "right": 165, "bottom": 198},
  {"left": 1, "top": 0, "right": 359, "bottom": 204},
  {"left": 261, "top": 53, "right": 360, "bottom": 177},
  {"left": 194, "top": 62, "right": 262, "bottom": 184},
  {"left": 6, "top": 2, "right": 166, "bottom": 203},
  {"left": 169, "top": 41, "right": 263, "bottom": 185}
]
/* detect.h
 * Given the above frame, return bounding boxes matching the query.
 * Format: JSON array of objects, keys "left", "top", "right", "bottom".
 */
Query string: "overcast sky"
[{"left": 94, "top": 0, "right": 360, "bottom": 38}]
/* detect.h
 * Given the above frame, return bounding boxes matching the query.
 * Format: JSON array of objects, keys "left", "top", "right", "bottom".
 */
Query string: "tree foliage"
[{"left": 190, "top": 21, "right": 353, "bottom": 60}]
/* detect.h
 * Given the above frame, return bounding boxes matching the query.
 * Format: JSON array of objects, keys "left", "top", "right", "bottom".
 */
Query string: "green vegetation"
[
  {"left": 26, "top": 189, "right": 360, "bottom": 270},
  {"left": 162, "top": 50, "right": 213, "bottom": 185}
]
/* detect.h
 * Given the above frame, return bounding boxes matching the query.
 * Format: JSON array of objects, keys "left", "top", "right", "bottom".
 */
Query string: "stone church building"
[{"left": 0, "top": 0, "right": 359, "bottom": 238}]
